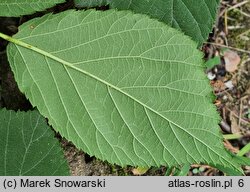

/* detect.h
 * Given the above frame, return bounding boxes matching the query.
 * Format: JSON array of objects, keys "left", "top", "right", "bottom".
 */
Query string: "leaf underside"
[
  {"left": 0, "top": 109, "right": 69, "bottom": 176},
  {"left": 74, "top": 0, "right": 220, "bottom": 46},
  {"left": 0, "top": 0, "right": 66, "bottom": 17},
  {"left": 7, "top": 10, "right": 242, "bottom": 174}
]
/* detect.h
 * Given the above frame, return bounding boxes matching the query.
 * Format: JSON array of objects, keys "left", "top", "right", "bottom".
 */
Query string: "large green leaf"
[
  {"left": 0, "top": 109, "right": 69, "bottom": 175},
  {"left": 0, "top": 0, "right": 66, "bottom": 17},
  {"left": 5, "top": 10, "right": 242, "bottom": 174},
  {"left": 75, "top": 0, "right": 108, "bottom": 7},
  {"left": 74, "top": 0, "right": 220, "bottom": 46}
]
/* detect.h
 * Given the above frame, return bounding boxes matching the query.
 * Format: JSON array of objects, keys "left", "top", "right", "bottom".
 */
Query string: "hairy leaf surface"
[
  {"left": 0, "top": 0, "right": 66, "bottom": 17},
  {"left": 0, "top": 109, "right": 69, "bottom": 175},
  {"left": 74, "top": 0, "right": 220, "bottom": 45},
  {"left": 7, "top": 10, "right": 242, "bottom": 174}
]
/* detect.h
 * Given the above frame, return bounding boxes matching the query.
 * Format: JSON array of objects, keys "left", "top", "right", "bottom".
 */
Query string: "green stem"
[
  {"left": 0, "top": 32, "right": 31, "bottom": 48},
  {"left": 223, "top": 133, "right": 242, "bottom": 140},
  {"left": 237, "top": 142, "right": 250, "bottom": 157},
  {"left": 0, "top": 32, "right": 66, "bottom": 65}
]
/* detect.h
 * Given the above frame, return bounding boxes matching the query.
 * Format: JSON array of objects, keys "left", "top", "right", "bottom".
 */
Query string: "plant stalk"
[
  {"left": 0, "top": 32, "right": 71, "bottom": 67},
  {"left": 0, "top": 32, "right": 32, "bottom": 49}
]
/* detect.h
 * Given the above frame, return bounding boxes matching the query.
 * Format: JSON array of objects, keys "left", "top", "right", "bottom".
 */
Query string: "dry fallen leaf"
[
  {"left": 224, "top": 50, "right": 241, "bottom": 72},
  {"left": 132, "top": 167, "right": 149, "bottom": 175},
  {"left": 211, "top": 80, "right": 226, "bottom": 92}
]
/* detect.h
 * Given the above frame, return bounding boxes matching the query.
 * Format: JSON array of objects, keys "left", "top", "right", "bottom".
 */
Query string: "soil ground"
[{"left": 0, "top": 0, "right": 249, "bottom": 176}]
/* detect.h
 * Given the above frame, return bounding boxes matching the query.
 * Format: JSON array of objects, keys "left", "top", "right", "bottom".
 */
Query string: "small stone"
[
  {"left": 207, "top": 72, "right": 216, "bottom": 80},
  {"left": 224, "top": 50, "right": 241, "bottom": 72},
  {"left": 224, "top": 80, "right": 234, "bottom": 89}
]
